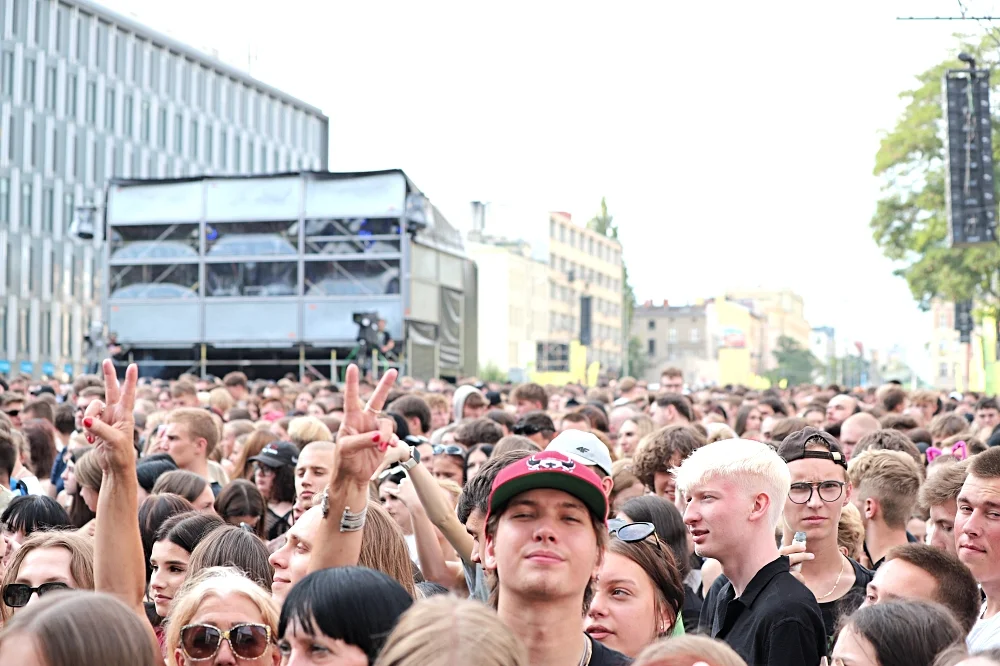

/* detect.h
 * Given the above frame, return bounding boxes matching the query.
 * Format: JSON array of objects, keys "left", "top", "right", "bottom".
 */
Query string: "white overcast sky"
[{"left": 104, "top": 0, "right": 994, "bottom": 374}]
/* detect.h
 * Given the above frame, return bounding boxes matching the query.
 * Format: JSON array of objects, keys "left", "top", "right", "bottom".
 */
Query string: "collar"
[{"left": 737, "top": 556, "right": 790, "bottom": 606}]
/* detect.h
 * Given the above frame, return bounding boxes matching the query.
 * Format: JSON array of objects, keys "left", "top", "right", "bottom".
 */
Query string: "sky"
[{"left": 102, "top": 0, "right": 995, "bottom": 375}]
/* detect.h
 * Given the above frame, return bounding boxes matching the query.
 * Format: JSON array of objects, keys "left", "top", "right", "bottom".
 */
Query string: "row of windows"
[
  {"left": 0, "top": 177, "right": 76, "bottom": 236},
  {"left": 0, "top": 305, "right": 79, "bottom": 359},
  {"left": 549, "top": 253, "right": 621, "bottom": 293},
  {"left": 547, "top": 283, "right": 622, "bottom": 320},
  {"left": 1, "top": 232, "right": 91, "bottom": 302},
  {"left": 549, "top": 219, "right": 621, "bottom": 265},
  {"left": 5, "top": 0, "right": 324, "bottom": 149}
]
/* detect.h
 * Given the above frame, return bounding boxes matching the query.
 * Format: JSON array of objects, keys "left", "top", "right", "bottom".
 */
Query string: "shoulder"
[
  {"left": 760, "top": 572, "right": 824, "bottom": 615},
  {"left": 590, "top": 638, "right": 633, "bottom": 666}
]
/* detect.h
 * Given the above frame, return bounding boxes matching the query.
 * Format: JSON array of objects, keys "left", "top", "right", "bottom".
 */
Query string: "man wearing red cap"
[{"left": 484, "top": 450, "right": 631, "bottom": 666}]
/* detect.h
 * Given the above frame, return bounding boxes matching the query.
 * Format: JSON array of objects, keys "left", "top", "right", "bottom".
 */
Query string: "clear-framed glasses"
[{"left": 788, "top": 481, "right": 845, "bottom": 505}]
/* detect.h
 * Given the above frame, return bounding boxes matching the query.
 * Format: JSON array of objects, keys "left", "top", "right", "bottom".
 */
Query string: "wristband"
[{"left": 340, "top": 504, "right": 368, "bottom": 532}]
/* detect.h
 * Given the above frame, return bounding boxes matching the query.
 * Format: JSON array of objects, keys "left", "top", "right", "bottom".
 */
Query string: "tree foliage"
[
  {"left": 871, "top": 36, "right": 1000, "bottom": 315},
  {"left": 588, "top": 197, "right": 637, "bottom": 374},
  {"left": 767, "top": 336, "right": 823, "bottom": 387}
]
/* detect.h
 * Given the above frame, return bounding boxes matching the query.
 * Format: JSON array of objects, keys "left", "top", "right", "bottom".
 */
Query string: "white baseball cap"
[{"left": 545, "top": 430, "right": 613, "bottom": 477}]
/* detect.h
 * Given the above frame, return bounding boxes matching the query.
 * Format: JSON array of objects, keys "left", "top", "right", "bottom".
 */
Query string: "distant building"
[
  {"left": 929, "top": 300, "right": 963, "bottom": 390},
  {"left": 725, "top": 289, "right": 811, "bottom": 371},
  {"left": 810, "top": 326, "right": 836, "bottom": 383},
  {"left": 1, "top": 0, "right": 328, "bottom": 377},
  {"left": 633, "top": 301, "right": 714, "bottom": 386}
]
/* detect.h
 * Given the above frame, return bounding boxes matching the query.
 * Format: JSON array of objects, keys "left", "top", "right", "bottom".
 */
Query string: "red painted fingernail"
[
  {"left": 372, "top": 433, "right": 381, "bottom": 442},
  {"left": 86, "top": 435, "right": 94, "bottom": 444},
  {"left": 379, "top": 442, "right": 388, "bottom": 452},
  {"left": 83, "top": 418, "right": 93, "bottom": 428}
]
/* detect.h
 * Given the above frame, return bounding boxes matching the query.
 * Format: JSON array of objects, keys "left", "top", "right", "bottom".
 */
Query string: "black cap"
[
  {"left": 777, "top": 427, "right": 847, "bottom": 470},
  {"left": 249, "top": 441, "right": 300, "bottom": 469}
]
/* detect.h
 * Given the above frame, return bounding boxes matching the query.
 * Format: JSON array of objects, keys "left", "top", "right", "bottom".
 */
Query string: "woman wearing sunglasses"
[
  {"left": 586, "top": 520, "right": 685, "bottom": 659},
  {"left": 166, "top": 566, "right": 280, "bottom": 666},
  {"left": 430, "top": 444, "right": 466, "bottom": 486},
  {"left": 0, "top": 531, "right": 94, "bottom": 622}
]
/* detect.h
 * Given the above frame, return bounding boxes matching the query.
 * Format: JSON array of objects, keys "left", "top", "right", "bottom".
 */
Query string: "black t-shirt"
[
  {"left": 699, "top": 556, "right": 826, "bottom": 666},
  {"left": 590, "top": 636, "right": 632, "bottom": 666}
]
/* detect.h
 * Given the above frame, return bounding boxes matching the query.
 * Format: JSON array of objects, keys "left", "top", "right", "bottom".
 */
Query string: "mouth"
[
  {"left": 803, "top": 516, "right": 825, "bottom": 524},
  {"left": 300, "top": 491, "right": 314, "bottom": 501},
  {"left": 586, "top": 625, "right": 613, "bottom": 640},
  {"left": 153, "top": 595, "right": 172, "bottom": 605},
  {"left": 525, "top": 550, "right": 565, "bottom": 564},
  {"left": 272, "top": 576, "right": 291, "bottom": 587},
  {"left": 960, "top": 543, "right": 987, "bottom": 554},
  {"left": 689, "top": 529, "right": 709, "bottom": 543}
]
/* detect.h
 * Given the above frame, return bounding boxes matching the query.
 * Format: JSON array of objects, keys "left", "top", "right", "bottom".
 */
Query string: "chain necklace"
[{"left": 816, "top": 555, "right": 847, "bottom": 600}]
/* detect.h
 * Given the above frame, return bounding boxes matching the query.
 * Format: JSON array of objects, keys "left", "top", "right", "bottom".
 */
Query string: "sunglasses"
[
  {"left": 607, "top": 520, "right": 663, "bottom": 553},
  {"left": 3, "top": 410, "right": 19, "bottom": 417},
  {"left": 179, "top": 623, "right": 271, "bottom": 661},
  {"left": 512, "top": 423, "right": 550, "bottom": 436},
  {"left": 3, "top": 582, "right": 71, "bottom": 607},
  {"left": 433, "top": 445, "right": 465, "bottom": 457}
]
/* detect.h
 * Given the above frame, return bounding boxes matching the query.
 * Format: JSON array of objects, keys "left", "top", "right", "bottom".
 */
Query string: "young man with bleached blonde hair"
[{"left": 677, "top": 439, "right": 825, "bottom": 666}]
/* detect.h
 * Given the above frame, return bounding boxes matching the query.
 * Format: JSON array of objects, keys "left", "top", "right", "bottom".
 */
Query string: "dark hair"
[
  {"left": 734, "top": 404, "right": 759, "bottom": 436},
  {"left": 975, "top": 397, "right": 1000, "bottom": 412},
  {"left": 278, "top": 567, "right": 413, "bottom": 662},
  {"left": 759, "top": 396, "right": 788, "bottom": 417},
  {"left": 1, "top": 495, "right": 72, "bottom": 537},
  {"left": 454, "top": 418, "right": 504, "bottom": 447},
  {"left": 880, "top": 386, "right": 907, "bottom": 412},
  {"left": 0, "top": 427, "right": 16, "bottom": 477},
  {"left": 255, "top": 461, "right": 297, "bottom": 504},
  {"left": 632, "top": 426, "right": 707, "bottom": 490},
  {"left": 66, "top": 446, "right": 96, "bottom": 528},
  {"left": 607, "top": 537, "right": 684, "bottom": 634},
  {"left": 53, "top": 404, "right": 76, "bottom": 436},
  {"left": 154, "top": 511, "right": 225, "bottom": 554},
  {"left": 415, "top": 581, "right": 451, "bottom": 598},
  {"left": 138, "top": 494, "right": 195, "bottom": 584},
  {"left": 188, "top": 525, "right": 273, "bottom": 592},
  {"left": 151, "top": 470, "right": 208, "bottom": 505},
  {"left": 885, "top": 544, "right": 981, "bottom": 633},
  {"left": 387, "top": 395, "right": 431, "bottom": 435},
  {"left": 456, "top": 450, "right": 532, "bottom": 524},
  {"left": 967, "top": 445, "right": 1000, "bottom": 479},
  {"left": 135, "top": 454, "right": 178, "bottom": 494},
  {"left": 655, "top": 394, "right": 694, "bottom": 422},
  {"left": 578, "top": 404, "right": 610, "bottom": 433},
  {"left": 852, "top": 430, "right": 923, "bottom": 468},
  {"left": 619, "top": 495, "right": 691, "bottom": 580},
  {"left": 465, "top": 443, "right": 493, "bottom": 473},
  {"left": 485, "top": 409, "right": 516, "bottom": 432},
  {"left": 22, "top": 420, "right": 57, "bottom": 479},
  {"left": 215, "top": 479, "right": 268, "bottom": 539},
  {"left": 841, "top": 600, "right": 963, "bottom": 666}
]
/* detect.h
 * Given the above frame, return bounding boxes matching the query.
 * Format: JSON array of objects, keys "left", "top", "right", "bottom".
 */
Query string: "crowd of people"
[{"left": 0, "top": 363, "right": 999, "bottom": 665}]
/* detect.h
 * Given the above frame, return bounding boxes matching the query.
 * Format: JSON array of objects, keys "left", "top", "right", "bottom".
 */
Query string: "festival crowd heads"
[{"left": 2, "top": 365, "right": 1000, "bottom": 665}]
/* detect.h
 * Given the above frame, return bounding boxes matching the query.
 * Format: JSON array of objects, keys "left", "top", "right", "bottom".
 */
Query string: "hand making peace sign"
[
  {"left": 334, "top": 364, "right": 402, "bottom": 484},
  {"left": 81, "top": 359, "right": 139, "bottom": 474}
]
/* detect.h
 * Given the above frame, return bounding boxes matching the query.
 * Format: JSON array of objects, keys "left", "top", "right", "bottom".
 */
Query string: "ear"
[
  {"left": 484, "top": 532, "right": 498, "bottom": 572},
  {"left": 842, "top": 482, "right": 853, "bottom": 505},
  {"left": 749, "top": 492, "right": 771, "bottom": 524},
  {"left": 174, "top": 647, "right": 187, "bottom": 666},
  {"left": 864, "top": 497, "right": 877, "bottom": 520},
  {"left": 196, "top": 438, "right": 209, "bottom": 455},
  {"left": 601, "top": 476, "right": 614, "bottom": 497}
]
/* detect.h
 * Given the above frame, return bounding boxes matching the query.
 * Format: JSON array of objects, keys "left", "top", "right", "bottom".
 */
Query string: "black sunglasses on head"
[
  {"left": 3, "top": 582, "right": 71, "bottom": 607},
  {"left": 512, "top": 423, "right": 550, "bottom": 436},
  {"left": 607, "top": 520, "right": 663, "bottom": 552}
]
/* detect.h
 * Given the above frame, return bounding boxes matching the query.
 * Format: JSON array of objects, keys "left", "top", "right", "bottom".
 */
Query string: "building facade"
[
  {"left": 726, "top": 289, "right": 811, "bottom": 371},
  {"left": 633, "top": 301, "right": 714, "bottom": 386},
  {"left": 0, "top": 0, "right": 328, "bottom": 378},
  {"left": 929, "top": 300, "right": 964, "bottom": 390}
]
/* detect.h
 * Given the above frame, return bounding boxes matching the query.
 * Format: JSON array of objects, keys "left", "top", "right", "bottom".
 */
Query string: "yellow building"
[{"left": 725, "top": 289, "right": 811, "bottom": 371}]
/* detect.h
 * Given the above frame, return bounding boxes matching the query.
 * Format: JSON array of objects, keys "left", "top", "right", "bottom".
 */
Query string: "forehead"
[
  {"left": 297, "top": 446, "right": 333, "bottom": 468},
  {"left": 506, "top": 487, "right": 586, "bottom": 511},
  {"left": 165, "top": 422, "right": 189, "bottom": 436},
  {"left": 786, "top": 456, "right": 846, "bottom": 481},
  {"left": 192, "top": 593, "right": 264, "bottom": 625},
  {"left": 689, "top": 475, "right": 742, "bottom": 496},
  {"left": 960, "top": 474, "right": 1000, "bottom": 501},
  {"left": 874, "top": 558, "right": 938, "bottom": 595},
  {"left": 17, "top": 546, "right": 73, "bottom": 581},
  {"left": 289, "top": 507, "right": 322, "bottom": 543}
]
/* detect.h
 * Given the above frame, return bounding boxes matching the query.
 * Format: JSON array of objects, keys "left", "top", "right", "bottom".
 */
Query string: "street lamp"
[
  {"left": 69, "top": 199, "right": 99, "bottom": 241},
  {"left": 959, "top": 52, "right": 977, "bottom": 70}
]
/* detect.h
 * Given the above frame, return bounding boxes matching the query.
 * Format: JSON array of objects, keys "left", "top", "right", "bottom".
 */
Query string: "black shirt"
[
  {"left": 818, "top": 559, "right": 872, "bottom": 645},
  {"left": 590, "top": 636, "right": 632, "bottom": 666},
  {"left": 698, "top": 556, "right": 825, "bottom": 666}
]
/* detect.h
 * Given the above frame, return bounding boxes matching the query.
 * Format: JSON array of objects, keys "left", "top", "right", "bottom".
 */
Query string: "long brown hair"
[
  {"left": 607, "top": 536, "right": 684, "bottom": 635},
  {"left": 232, "top": 430, "right": 278, "bottom": 480},
  {"left": 0, "top": 531, "right": 95, "bottom": 622},
  {"left": 360, "top": 500, "right": 416, "bottom": 598}
]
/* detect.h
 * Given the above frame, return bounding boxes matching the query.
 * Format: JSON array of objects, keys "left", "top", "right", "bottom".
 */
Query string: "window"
[
  {"left": 11, "top": 0, "right": 21, "bottom": 36},
  {"left": 220, "top": 130, "right": 228, "bottom": 168},
  {"left": 42, "top": 187, "right": 53, "bottom": 233},
  {"left": 940, "top": 362, "right": 949, "bottom": 378},
  {"left": 233, "top": 136, "right": 241, "bottom": 170},
  {"left": 74, "top": 133, "right": 83, "bottom": 178},
  {"left": 157, "top": 107, "right": 167, "bottom": 148},
  {"left": 85, "top": 81, "right": 97, "bottom": 122},
  {"left": 133, "top": 40, "right": 144, "bottom": 85},
  {"left": 691, "top": 328, "right": 700, "bottom": 342},
  {"left": 0, "top": 178, "right": 8, "bottom": 223},
  {"left": 56, "top": 5, "right": 68, "bottom": 55},
  {"left": 28, "top": 120, "right": 37, "bottom": 168},
  {"left": 5, "top": 114, "right": 13, "bottom": 162},
  {"left": 180, "top": 60, "right": 189, "bottom": 102},
  {"left": 115, "top": 29, "right": 126, "bottom": 77},
  {"left": 17, "top": 308, "right": 27, "bottom": 354},
  {"left": 149, "top": 48, "right": 160, "bottom": 91},
  {"left": 61, "top": 313, "right": 70, "bottom": 356},
  {"left": 123, "top": 95, "right": 133, "bottom": 137},
  {"left": 96, "top": 20, "right": 109, "bottom": 70},
  {"left": 648, "top": 339, "right": 656, "bottom": 357},
  {"left": 63, "top": 193, "right": 74, "bottom": 234},
  {"left": 65, "top": 73, "right": 77, "bottom": 118},
  {"left": 166, "top": 55, "right": 175, "bottom": 95},
  {"left": 205, "top": 126, "right": 213, "bottom": 163},
  {"left": 44, "top": 66, "right": 56, "bottom": 110},
  {"left": 174, "top": 113, "right": 183, "bottom": 153},
  {"left": 247, "top": 141, "right": 255, "bottom": 171},
  {"left": 190, "top": 119, "right": 198, "bottom": 158},
  {"left": 23, "top": 58, "right": 36, "bottom": 103},
  {"left": 105, "top": 88, "right": 116, "bottom": 131},
  {"left": 33, "top": 0, "right": 43, "bottom": 44},
  {"left": 40, "top": 311, "right": 50, "bottom": 356},
  {"left": 76, "top": 13, "right": 89, "bottom": 63},
  {"left": 48, "top": 127, "right": 58, "bottom": 173},
  {"left": 668, "top": 328, "right": 677, "bottom": 343},
  {"left": 648, "top": 319, "right": 655, "bottom": 330},
  {"left": 1, "top": 52, "right": 13, "bottom": 97},
  {"left": 140, "top": 101, "right": 150, "bottom": 141},
  {"left": 21, "top": 182, "right": 33, "bottom": 229}
]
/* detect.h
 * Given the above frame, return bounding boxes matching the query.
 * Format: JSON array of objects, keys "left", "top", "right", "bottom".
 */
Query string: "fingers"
[
  {"left": 365, "top": 368, "right": 399, "bottom": 414},
  {"left": 120, "top": 363, "right": 138, "bottom": 413},
  {"left": 83, "top": 400, "right": 106, "bottom": 434},
  {"left": 343, "top": 364, "right": 360, "bottom": 414},
  {"left": 102, "top": 359, "right": 121, "bottom": 407},
  {"left": 84, "top": 416, "right": 121, "bottom": 446},
  {"left": 376, "top": 418, "right": 395, "bottom": 452},
  {"left": 337, "top": 430, "right": 386, "bottom": 455}
]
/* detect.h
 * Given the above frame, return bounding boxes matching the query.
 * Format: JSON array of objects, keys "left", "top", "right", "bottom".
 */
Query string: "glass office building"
[{"left": 0, "top": 0, "right": 329, "bottom": 378}]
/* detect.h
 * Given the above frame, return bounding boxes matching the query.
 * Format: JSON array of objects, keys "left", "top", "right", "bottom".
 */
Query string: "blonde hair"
[
  {"left": 287, "top": 416, "right": 333, "bottom": 449},
  {"left": 374, "top": 597, "right": 528, "bottom": 666},
  {"left": 0, "top": 592, "right": 159, "bottom": 666},
  {"left": 165, "top": 567, "right": 279, "bottom": 666},
  {"left": 167, "top": 408, "right": 220, "bottom": 456},
  {"left": 623, "top": 414, "right": 656, "bottom": 453},
  {"left": 73, "top": 448, "right": 104, "bottom": 492},
  {"left": 0, "top": 532, "right": 95, "bottom": 623},
  {"left": 673, "top": 439, "right": 790, "bottom": 528},
  {"left": 848, "top": 449, "right": 922, "bottom": 529},
  {"left": 423, "top": 393, "right": 450, "bottom": 413},
  {"left": 705, "top": 422, "right": 737, "bottom": 444},
  {"left": 436, "top": 478, "right": 462, "bottom": 505},
  {"left": 634, "top": 635, "right": 748, "bottom": 666},
  {"left": 837, "top": 502, "right": 865, "bottom": 561},
  {"left": 360, "top": 501, "right": 416, "bottom": 598},
  {"left": 208, "top": 387, "right": 235, "bottom": 414}
]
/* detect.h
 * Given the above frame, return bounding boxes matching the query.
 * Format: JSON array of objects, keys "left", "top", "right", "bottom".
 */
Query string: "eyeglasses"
[
  {"left": 3, "top": 410, "right": 19, "bottom": 417},
  {"left": 512, "top": 423, "right": 551, "bottom": 436},
  {"left": 788, "top": 481, "right": 846, "bottom": 505},
  {"left": 607, "top": 520, "right": 663, "bottom": 552},
  {"left": 433, "top": 445, "right": 465, "bottom": 457},
  {"left": 179, "top": 623, "right": 272, "bottom": 661},
  {"left": 3, "top": 582, "right": 71, "bottom": 607}
]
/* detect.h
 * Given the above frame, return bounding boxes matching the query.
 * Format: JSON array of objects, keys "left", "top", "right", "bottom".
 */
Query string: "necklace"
[
  {"left": 578, "top": 635, "right": 592, "bottom": 666},
  {"left": 816, "top": 555, "right": 847, "bottom": 600}
]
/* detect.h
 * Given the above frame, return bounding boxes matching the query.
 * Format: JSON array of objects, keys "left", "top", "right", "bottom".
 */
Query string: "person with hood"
[{"left": 453, "top": 386, "right": 489, "bottom": 422}]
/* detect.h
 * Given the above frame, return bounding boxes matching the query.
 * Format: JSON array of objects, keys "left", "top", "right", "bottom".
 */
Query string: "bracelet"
[{"left": 340, "top": 504, "right": 368, "bottom": 533}]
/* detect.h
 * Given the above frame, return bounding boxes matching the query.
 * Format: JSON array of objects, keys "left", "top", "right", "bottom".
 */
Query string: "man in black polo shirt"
[{"left": 677, "top": 438, "right": 825, "bottom": 666}]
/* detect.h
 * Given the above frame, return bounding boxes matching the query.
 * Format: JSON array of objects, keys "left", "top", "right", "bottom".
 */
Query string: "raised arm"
[{"left": 309, "top": 364, "right": 401, "bottom": 572}]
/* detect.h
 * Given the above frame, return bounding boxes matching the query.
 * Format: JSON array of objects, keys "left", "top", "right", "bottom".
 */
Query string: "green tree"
[
  {"left": 871, "top": 36, "right": 1000, "bottom": 315},
  {"left": 627, "top": 336, "right": 649, "bottom": 379},
  {"left": 767, "top": 336, "right": 822, "bottom": 387},
  {"left": 478, "top": 362, "right": 508, "bottom": 384},
  {"left": 587, "top": 197, "right": 637, "bottom": 375}
]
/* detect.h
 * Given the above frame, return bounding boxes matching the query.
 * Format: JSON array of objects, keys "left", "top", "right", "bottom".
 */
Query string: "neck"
[
  {"left": 864, "top": 522, "right": 909, "bottom": 565},
  {"left": 802, "top": 532, "right": 843, "bottom": 572},
  {"left": 983, "top": 583, "right": 1000, "bottom": 618},
  {"left": 498, "top": 592, "right": 588, "bottom": 666},
  {"left": 0, "top": 472, "right": 8, "bottom": 488},
  {"left": 720, "top": 534, "right": 779, "bottom": 597},
  {"left": 185, "top": 459, "right": 210, "bottom": 480}
]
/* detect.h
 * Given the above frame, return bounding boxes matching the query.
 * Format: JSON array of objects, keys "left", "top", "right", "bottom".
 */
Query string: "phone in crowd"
[{"left": 791, "top": 531, "right": 807, "bottom": 573}]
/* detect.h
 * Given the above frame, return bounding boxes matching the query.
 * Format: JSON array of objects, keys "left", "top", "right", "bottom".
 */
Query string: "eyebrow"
[
  {"left": 603, "top": 577, "right": 639, "bottom": 587},
  {"left": 957, "top": 496, "right": 1000, "bottom": 511}
]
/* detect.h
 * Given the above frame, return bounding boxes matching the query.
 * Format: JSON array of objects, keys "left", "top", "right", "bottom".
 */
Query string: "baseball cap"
[
  {"left": 249, "top": 441, "right": 300, "bottom": 469},
  {"left": 777, "top": 427, "right": 847, "bottom": 470},
  {"left": 487, "top": 451, "right": 608, "bottom": 525},
  {"left": 545, "top": 430, "right": 613, "bottom": 477}
]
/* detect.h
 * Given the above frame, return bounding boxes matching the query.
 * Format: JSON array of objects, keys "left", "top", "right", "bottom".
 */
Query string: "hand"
[
  {"left": 371, "top": 441, "right": 413, "bottom": 481},
  {"left": 333, "top": 364, "right": 399, "bottom": 485},
  {"left": 0, "top": 532, "right": 19, "bottom": 575},
  {"left": 779, "top": 540, "right": 813, "bottom": 583},
  {"left": 390, "top": 476, "right": 420, "bottom": 510},
  {"left": 337, "top": 364, "right": 398, "bottom": 440},
  {"left": 82, "top": 360, "right": 139, "bottom": 474}
]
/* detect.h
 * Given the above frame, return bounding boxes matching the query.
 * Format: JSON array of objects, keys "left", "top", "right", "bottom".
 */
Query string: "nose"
[
  {"left": 806, "top": 488, "right": 824, "bottom": 509},
  {"left": 268, "top": 548, "right": 286, "bottom": 571},
  {"left": 588, "top": 590, "right": 609, "bottom": 619},
  {"left": 214, "top": 637, "right": 238, "bottom": 665},
  {"left": 532, "top": 521, "right": 557, "bottom": 543},
  {"left": 962, "top": 512, "right": 983, "bottom": 537}
]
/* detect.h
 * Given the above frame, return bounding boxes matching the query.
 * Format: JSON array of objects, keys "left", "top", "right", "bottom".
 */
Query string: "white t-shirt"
[
  {"left": 968, "top": 602, "right": 1000, "bottom": 651},
  {"left": 404, "top": 533, "right": 420, "bottom": 568}
]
